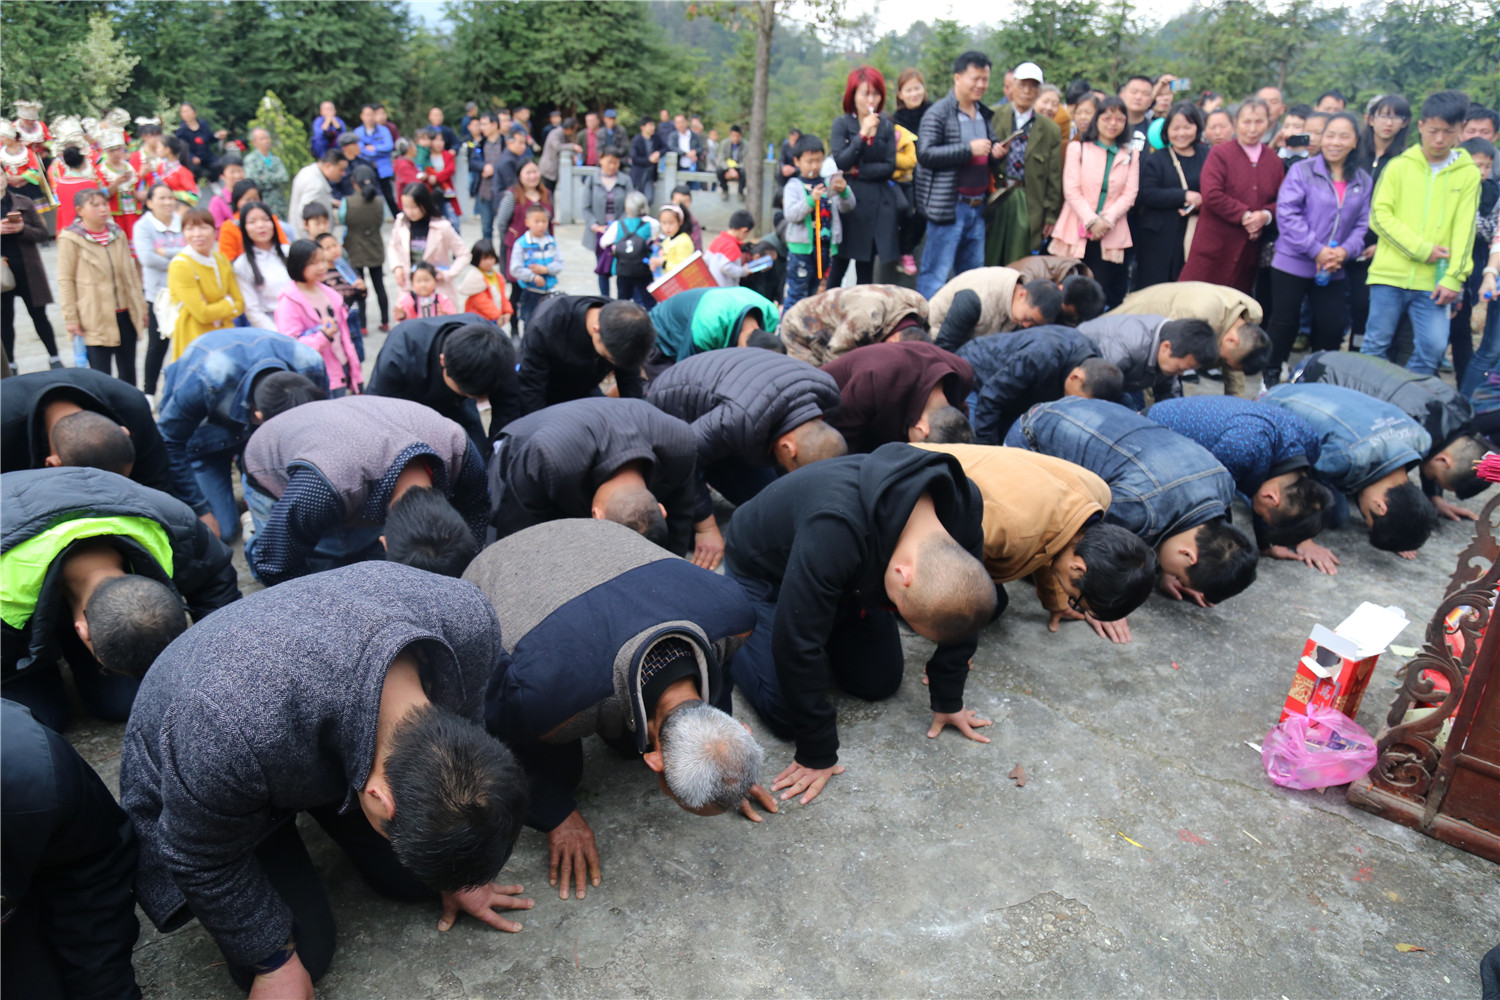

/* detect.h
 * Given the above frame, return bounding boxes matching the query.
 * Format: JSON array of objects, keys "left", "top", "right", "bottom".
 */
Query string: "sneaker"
[
  {"left": 48, "top": 356, "right": 63, "bottom": 369},
  {"left": 240, "top": 510, "right": 255, "bottom": 543},
  {"left": 898, "top": 254, "right": 917, "bottom": 275},
  {"left": 379, "top": 323, "right": 389, "bottom": 333}
]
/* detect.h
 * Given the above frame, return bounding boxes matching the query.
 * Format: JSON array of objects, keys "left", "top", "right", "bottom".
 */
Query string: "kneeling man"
[
  {"left": 469, "top": 519, "right": 772, "bottom": 900},
  {"left": 120, "top": 563, "right": 530, "bottom": 998}
]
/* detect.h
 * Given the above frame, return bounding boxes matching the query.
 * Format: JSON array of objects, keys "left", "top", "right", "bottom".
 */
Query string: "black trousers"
[
  {"left": 725, "top": 572, "right": 905, "bottom": 741},
  {"left": 141, "top": 303, "right": 172, "bottom": 395},
  {"left": 827, "top": 256, "right": 875, "bottom": 288},
  {"left": 1, "top": 624, "right": 141, "bottom": 732},
  {"left": 377, "top": 177, "right": 399, "bottom": 217},
  {"left": 85, "top": 313, "right": 139, "bottom": 386},
  {"left": 223, "top": 806, "right": 430, "bottom": 992},
  {"left": 356, "top": 266, "right": 389, "bottom": 325},
  {"left": 1084, "top": 242, "right": 1128, "bottom": 308},
  {"left": 1267, "top": 268, "right": 1350, "bottom": 371},
  {"left": 1346, "top": 255, "right": 1372, "bottom": 347},
  {"left": 1, "top": 285, "right": 61, "bottom": 361}
]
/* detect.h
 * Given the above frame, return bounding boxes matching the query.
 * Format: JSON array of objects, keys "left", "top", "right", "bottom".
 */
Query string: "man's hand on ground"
[
  {"left": 547, "top": 809, "right": 601, "bottom": 900},
  {"left": 739, "top": 783, "right": 779, "bottom": 822},
  {"left": 772, "top": 761, "right": 844, "bottom": 805},
  {"left": 1296, "top": 539, "right": 1341, "bottom": 573},
  {"left": 927, "top": 707, "right": 991, "bottom": 742},
  {"left": 1086, "top": 613, "right": 1132, "bottom": 643},
  {"left": 691, "top": 517, "right": 724, "bottom": 570},
  {"left": 1158, "top": 575, "right": 1213, "bottom": 607},
  {"left": 1432, "top": 495, "right": 1478, "bottom": 522},
  {"left": 249, "top": 951, "right": 314, "bottom": 1000},
  {"left": 438, "top": 882, "right": 533, "bottom": 932}
]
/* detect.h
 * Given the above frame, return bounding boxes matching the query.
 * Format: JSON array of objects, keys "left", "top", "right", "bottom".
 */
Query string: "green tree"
[
  {"left": 919, "top": 20, "right": 974, "bottom": 98},
  {"left": 247, "top": 90, "right": 312, "bottom": 176},
  {"left": 0, "top": 1, "right": 110, "bottom": 116}
]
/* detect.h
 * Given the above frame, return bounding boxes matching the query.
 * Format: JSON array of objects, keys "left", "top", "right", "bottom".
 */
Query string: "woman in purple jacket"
[{"left": 1265, "top": 112, "right": 1372, "bottom": 382}]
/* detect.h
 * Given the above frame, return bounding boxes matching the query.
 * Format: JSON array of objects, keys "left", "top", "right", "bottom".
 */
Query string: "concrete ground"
[{"left": 6, "top": 188, "right": 1497, "bottom": 998}]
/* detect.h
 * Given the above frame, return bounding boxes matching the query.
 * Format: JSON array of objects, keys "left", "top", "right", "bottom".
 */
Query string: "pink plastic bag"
[{"left": 1262, "top": 705, "right": 1378, "bottom": 790}]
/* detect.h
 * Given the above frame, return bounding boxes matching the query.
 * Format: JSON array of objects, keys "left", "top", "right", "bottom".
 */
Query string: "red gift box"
[
  {"left": 648, "top": 251, "right": 717, "bottom": 302},
  {"left": 1281, "top": 602, "right": 1410, "bottom": 723}
]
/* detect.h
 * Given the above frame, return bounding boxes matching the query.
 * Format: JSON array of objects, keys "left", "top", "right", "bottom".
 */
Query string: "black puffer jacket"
[
  {"left": 2, "top": 701, "right": 142, "bottom": 1000},
  {"left": 1296, "top": 350, "right": 1475, "bottom": 456},
  {"left": 914, "top": 90, "right": 996, "bottom": 226},
  {"left": 492, "top": 398, "right": 699, "bottom": 555},
  {"left": 722, "top": 443, "right": 988, "bottom": 768},
  {"left": 647, "top": 349, "right": 840, "bottom": 466},
  {"left": 959, "top": 326, "right": 1104, "bottom": 444},
  {"left": 0, "top": 368, "right": 206, "bottom": 515},
  {"left": 0, "top": 468, "right": 240, "bottom": 675},
  {"left": 366, "top": 315, "right": 521, "bottom": 455}
]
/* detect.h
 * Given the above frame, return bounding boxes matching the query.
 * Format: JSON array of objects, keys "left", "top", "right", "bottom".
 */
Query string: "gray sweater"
[{"left": 119, "top": 562, "right": 504, "bottom": 967}]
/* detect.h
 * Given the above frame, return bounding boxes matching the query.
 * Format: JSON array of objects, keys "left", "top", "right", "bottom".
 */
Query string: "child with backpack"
[
  {"left": 601, "top": 191, "right": 659, "bottom": 310},
  {"left": 392, "top": 261, "right": 456, "bottom": 322}
]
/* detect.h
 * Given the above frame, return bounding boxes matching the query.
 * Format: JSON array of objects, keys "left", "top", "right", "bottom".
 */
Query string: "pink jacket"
[
  {"left": 385, "top": 214, "right": 470, "bottom": 304},
  {"left": 1049, "top": 140, "right": 1141, "bottom": 259},
  {"left": 274, "top": 281, "right": 363, "bottom": 392}
]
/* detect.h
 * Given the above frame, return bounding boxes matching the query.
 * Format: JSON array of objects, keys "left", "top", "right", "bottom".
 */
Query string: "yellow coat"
[
  {"left": 915, "top": 444, "right": 1112, "bottom": 612},
  {"left": 893, "top": 124, "right": 918, "bottom": 183},
  {"left": 167, "top": 250, "right": 244, "bottom": 360}
]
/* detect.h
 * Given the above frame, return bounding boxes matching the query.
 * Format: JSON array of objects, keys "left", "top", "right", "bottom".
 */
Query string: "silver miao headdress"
[
  {"left": 13, "top": 99, "right": 43, "bottom": 121},
  {"left": 0, "top": 120, "right": 18, "bottom": 141},
  {"left": 104, "top": 107, "right": 131, "bottom": 129},
  {"left": 81, "top": 117, "right": 102, "bottom": 143},
  {"left": 100, "top": 128, "right": 128, "bottom": 150},
  {"left": 50, "top": 116, "right": 87, "bottom": 150},
  {"left": 135, "top": 116, "right": 161, "bottom": 128}
]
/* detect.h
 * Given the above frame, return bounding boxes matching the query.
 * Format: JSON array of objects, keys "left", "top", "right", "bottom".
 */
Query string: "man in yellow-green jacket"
[{"left": 1361, "top": 90, "right": 1482, "bottom": 376}]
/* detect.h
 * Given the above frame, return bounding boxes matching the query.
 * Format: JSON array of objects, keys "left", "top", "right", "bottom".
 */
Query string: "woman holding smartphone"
[{"left": 827, "top": 65, "right": 899, "bottom": 287}]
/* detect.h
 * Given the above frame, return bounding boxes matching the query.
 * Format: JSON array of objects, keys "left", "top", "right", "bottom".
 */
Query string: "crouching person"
[
  {"left": 823, "top": 341, "right": 975, "bottom": 451},
  {"left": 1006, "top": 397, "right": 1259, "bottom": 611},
  {"left": 120, "top": 562, "right": 530, "bottom": 998},
  {"left": 2, "top": 701, "right": 143, "bottom": 1000},
  {"left": 916, "top": 444, "right": 1157, "bottom": 643},
  {"left": 0, "top": 467, "right": 240, "bottom": 731},
  {"left": 722, "top": 443, "right": 997, "bottom": 805},
  {"left": 467, "top": 519, "right": 773, "bottom": 901},
  {"left": 243, "top": 395, "right": 489, "bottom": 585},
  {"left": 1263, "top": 382, "right": 1439, "bottom": 559},
  {"left": 1147, "top": 395, "right": 1338, "bottom": 571}
]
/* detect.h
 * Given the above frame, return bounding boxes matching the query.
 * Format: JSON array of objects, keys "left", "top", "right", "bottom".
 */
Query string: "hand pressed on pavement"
[
  {"left": 772, "top": 761, "right": 844, "bottom": 805},
  {"left": 1048, "top": 606, "right": 1132, "bottom": 643},
  {"left": 1431, "top": 495, "right": 1477, "bottom": 522},
  {"left": 547, "top": 809, "right": 600, "bottom": 900},
  {"left": 739, "top": 783, "right": 779, "bottom": 822},
  {"left": 1158, "top": 574, "right": 1213, "bottom": 607},
  {"left": 927, "top": 707, "right": 991, "bottom": 742},
  {"left": 438, "top": 882, "right": 533, "bottom": 932},
  {"left": 249, "top": 951, "right": 314, "bottom": 1000}
]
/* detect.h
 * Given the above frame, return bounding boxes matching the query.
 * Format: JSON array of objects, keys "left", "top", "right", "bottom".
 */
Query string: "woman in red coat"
[{"left": 1178, "top": 98, "right": 1283, "bottom": 293}]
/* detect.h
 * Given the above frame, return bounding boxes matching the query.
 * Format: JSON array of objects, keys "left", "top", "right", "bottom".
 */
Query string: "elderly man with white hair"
[{"left": 465, "top": 519, "right": 774, "bottom": 902}]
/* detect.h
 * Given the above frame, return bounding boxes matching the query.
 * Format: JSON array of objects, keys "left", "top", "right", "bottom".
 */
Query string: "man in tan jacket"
[
  {"left": 1111, "top": 281, "right": 1271, "bottom": 397},
  {"left": 916, "top": 444, "right": 1157, "bottom": 643},
  {"left": 928, "top": 267, "right": 1062, "bottom": 351},
  {"left": 55, "top": 189, "right": 147, "bottom": 386}
]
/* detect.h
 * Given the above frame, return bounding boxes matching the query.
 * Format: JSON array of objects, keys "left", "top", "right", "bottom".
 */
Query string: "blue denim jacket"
[
  {"left": 1262, "top": 383, "right": 1429, "bottom": 495},
  {"left": 1004, "top": 397, "right": 1233, "bottom": 546},
  {"left": 157, "top": 329, "right": 329, "bottom": 511}
]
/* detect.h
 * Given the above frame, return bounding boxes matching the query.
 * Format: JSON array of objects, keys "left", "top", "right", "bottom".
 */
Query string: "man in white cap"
[{"left": 987, "top": 62, "right": 1062, "bottom": 268}]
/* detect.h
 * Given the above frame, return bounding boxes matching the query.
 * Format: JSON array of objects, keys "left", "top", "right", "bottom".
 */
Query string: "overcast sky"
[
  {"left": 408, "top": 0, "right": 1197, "bottom": 34},
  {"left": 868, "top": 0, "right": 1195, "bottom": 32}
]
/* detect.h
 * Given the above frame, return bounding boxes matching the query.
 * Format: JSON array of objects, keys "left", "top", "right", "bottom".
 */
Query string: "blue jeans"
[
  {"left": 476, "top": 197, "right": 499, "bottom": 248},
  {"left": 783, "top": 251, "right": 830, "bottom": 311},
  {"left": 1460, "top": 292, "right": 1500, "bottom": 398},
  {"left": 1361, "top": 284, "right": 1452, "bottom": 375},
  {"left": 916, "top": 201, "right": 986, "bottom": 300},
  {"left": 192, "top": 448, "right": 242, "bottom": 541}
]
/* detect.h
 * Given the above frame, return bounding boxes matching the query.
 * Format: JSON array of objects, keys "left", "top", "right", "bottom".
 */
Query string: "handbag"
[
  {"left": 594, "top": 242, "right": 615, "bottom": 277},
  {"left": 1168, "top": 148, "right": 1198, "bottom": 259},
  {"left": 1, "top": 256, "right": 14, "bottom": 294},
  {"left": 154, "top": 283, "right": 182, "bottom": 334}
]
